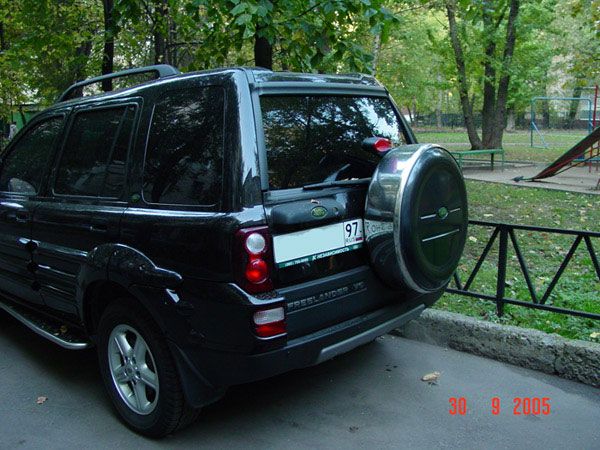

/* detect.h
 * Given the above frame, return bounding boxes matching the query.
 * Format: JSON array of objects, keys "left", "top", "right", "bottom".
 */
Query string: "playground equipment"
[
  {"left": 515, "top": 126, "right": 600, "bottom": 184},
  {"left": 527, "top": 86, "right": 600, "bottom": 183},
  {"left": 530, "top": 96, "right": 593, "bottom": 149}
]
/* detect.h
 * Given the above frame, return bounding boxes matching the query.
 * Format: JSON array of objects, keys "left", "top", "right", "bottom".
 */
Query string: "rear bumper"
[
  {"left": 314, "top": 304, "right": 424, "bottom": 364},
  {"left": 172, "top": 300, "right": 425, "bottom": 396}
]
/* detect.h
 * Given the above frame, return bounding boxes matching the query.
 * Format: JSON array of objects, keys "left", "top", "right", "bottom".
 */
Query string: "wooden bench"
[{"left": 450, "top": 148, "right": 505, "bottom": 171}]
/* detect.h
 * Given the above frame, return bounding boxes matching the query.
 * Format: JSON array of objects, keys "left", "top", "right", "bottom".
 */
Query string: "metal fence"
[{"left": 447, "top": 220, "right": 600, "bottom": 320}]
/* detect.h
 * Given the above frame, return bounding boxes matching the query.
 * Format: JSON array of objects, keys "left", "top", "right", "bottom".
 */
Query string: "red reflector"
[
  {"left": 255, "top": 320, "right": 286, "bottom": 337},
  {"left": 253, "top": 307, "right": 286, "bottom": 337},
  {"left": 245, "top": 258, "right": 268, "bottom": 283},
  {"left": 374, "top": 138, "right": 392, "bottom": 152}
]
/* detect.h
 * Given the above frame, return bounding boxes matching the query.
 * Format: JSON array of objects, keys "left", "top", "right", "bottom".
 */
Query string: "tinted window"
[
  {"left": 55, "top": 106, "right": 134, "bottom": 197},
  {"left": 0, "top": 117, "right": 63, "bottom": 194},
  {"left": 143, "top": 87, "right": 224, "bottom": 206},
  {"left": 261, "top": 96, "right": 405, "bottom": 190}
]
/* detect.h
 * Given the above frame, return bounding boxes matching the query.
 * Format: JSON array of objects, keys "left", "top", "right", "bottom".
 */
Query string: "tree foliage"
[{"left": 0, "top": 0, "right": 597, "bottom": 137}]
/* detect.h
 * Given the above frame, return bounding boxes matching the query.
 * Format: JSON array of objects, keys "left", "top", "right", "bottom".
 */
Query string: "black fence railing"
[{"left": 447, "top": 220, "right": 600, "bottom": 320}]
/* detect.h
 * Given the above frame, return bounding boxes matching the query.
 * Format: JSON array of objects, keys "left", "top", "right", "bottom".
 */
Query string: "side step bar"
[{"left": 0, "top": 300, "right": 91, "bottom": 350}]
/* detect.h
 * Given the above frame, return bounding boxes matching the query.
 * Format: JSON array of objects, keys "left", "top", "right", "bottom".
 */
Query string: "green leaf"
[
  {"left": 235, "top": 13, "right": 253, "bottom": 25},
  {"left": 242, "top": 24, "right": 255, "bottom": 38},
  {"left": 256, "top": 4, "right": 268, "bottom": 17},
  {"left": 230, "top": 3, "right": 247, "bottom": 15}
]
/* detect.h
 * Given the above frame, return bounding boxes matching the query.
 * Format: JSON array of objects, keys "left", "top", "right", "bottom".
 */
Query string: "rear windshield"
[{"left": 260, "top": 95, "right": 406, "bottom": 190}]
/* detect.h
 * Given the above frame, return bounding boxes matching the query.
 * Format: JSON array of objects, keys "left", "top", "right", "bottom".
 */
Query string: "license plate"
[
  {"left": 273, "top": 219, "right": 364, "bottom": 268},
  {"left": 343, "top": 219, "right": 364, "bottom": 245}
]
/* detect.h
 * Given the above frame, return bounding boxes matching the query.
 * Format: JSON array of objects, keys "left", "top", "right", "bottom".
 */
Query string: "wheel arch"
[{"left": 77, "top": 243, "right": 182, "bottom": 337}]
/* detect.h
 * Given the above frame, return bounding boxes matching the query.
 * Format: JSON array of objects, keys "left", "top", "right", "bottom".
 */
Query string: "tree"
[
  {"left": 0, "top": 0, "right": 102, "bottom": 107},
  {"left": 102, "top": 0, "right": 116, "bottom": 91},
  {"left": 376, "top": 8, "right": 449, "bottom": 123},
  {"left": 445, "top": 0, "right": 521, "bottom": 149},
  {"left": 182, "top": 0, "right": 397, "bottom": 72},
  {"left": 554, "top": 0, "right": 600, "bottom": 86}
]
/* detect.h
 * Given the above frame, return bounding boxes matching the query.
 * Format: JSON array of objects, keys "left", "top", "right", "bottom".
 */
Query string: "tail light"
[
  {"left": 234, "top": 226, "right": 274, "bottom": 294},
  {"left": 253, "top": 306, "right": 286, "bottom": 337},
  {"left": 362, "top": 136, "right": 392, "bottom": 155}
]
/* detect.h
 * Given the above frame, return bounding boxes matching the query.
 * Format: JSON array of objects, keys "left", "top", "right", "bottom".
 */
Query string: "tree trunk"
[
  {"left": 436, "top": 74, "right": 443, "bottom": 128},
  {"left": 541, "top": 85, "right": 550, "bottom": 128},
  {"left": 568, "top": 84, "right": 583, "bottom": 127},
  {"left": 167, "top": 16, "right": 178, "bottom": 67},
  {"left": 490, "top": 0, "right": 520, "bottom": 149},
  {"left": 505, "top": 108, "right": 515, "bottom": 131},
  {"left": 481, "top": 4, "right": 497, "bottom": 148},
  {"left": 153, "top": 0, "right": 168, "bottom": 64},
  {"left": 154, "top": 31, "right": 166, "bottom": 64},
  {"left": 372, "top": 33, "right": 381, "bottom": 75},
  {"left": 101, "top": 0, "right": 115, "bottom": 92},
  {"left": 254, "top": 35, "right": 273, "bottom": 69},
  {"left": 69, "top": 40, "right": 93, "bottom": 98},
  {"left": 74, "top": 40, "right": 93, "bottom": 79},
  {"left": 445, "top": 0, "right": 483, "bottom": 149},
  {"left": 0, "top": 21, "right": 6, "bottom": 51}
]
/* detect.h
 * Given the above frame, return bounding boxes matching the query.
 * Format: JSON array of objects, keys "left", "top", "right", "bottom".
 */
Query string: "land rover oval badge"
[
  {"left": 311, "top": 206, "right": 328, "bottom": 218},
  {"left": 437, "top": 206, "right": 449, "bottom": 220}
]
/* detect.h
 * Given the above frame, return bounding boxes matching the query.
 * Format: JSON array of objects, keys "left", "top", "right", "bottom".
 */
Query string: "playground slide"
[{"left": 515, "top": 126, "right": 600, "bottom": 181}]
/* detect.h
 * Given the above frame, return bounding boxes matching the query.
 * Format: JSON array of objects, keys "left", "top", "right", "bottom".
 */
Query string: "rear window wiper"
[{"left": 302, "top": 178, "right": 371, "bottom": 190}]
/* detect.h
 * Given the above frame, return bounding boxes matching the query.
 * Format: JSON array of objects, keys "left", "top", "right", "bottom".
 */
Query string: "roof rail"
[{"left": 56, "top": 64, "right": 181, "bottom": 103}]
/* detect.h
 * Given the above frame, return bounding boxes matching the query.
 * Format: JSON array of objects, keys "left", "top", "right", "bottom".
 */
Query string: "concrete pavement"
[
  {"left": 462, "top": 163, "right": 600, "bottom": 194},
  {"left": 0, "top": 310, "right": 599, "bottom": 449}
]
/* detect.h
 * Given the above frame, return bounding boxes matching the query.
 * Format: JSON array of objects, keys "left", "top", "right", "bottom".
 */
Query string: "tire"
[
  {"left": 97, "top": 299, "right": 199, "bottom": 437},
  {"left": 365, "top": 144, "right": 468, "bottom": 297}
]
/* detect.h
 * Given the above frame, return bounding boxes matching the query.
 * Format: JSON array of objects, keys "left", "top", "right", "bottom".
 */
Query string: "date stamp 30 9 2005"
[{"left": 449, "top": 397, "right": 551, "bottom": 416}]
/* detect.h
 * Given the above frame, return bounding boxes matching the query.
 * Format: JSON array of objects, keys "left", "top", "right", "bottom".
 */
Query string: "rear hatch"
[{"left": 257, "top": 92, "right": 412, "bottom": 337}]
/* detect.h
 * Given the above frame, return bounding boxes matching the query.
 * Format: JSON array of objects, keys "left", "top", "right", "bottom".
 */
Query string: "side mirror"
[{"left": 362, "top": 137, "right": 392, "bottom": 156}]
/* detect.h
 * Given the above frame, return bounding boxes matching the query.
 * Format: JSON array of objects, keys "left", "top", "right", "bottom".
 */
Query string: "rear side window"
[
  {"left": 0, "top": 117, "right": 63, "bottom": 194},
  {"left": 143, "top": 86, "right": 224, "bottom": 206},
  {"left": 55, "top": 106, "right": 135, "bottom": 197},
  {"left": 261, "top": 95, "right": 405, "bottom": 190}
]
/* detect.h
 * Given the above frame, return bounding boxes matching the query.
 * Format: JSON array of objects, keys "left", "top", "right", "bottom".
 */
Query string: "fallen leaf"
[
  {"left": 36, "top": 396, "right": 48, "bottom": 405},
  {"left": 421, "top": 371, "right": 441, "bottom": 385}
]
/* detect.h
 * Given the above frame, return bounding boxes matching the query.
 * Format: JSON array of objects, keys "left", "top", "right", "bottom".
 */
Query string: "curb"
[{"left": 393, "top": 309, "right": 600, "bottom": 388}]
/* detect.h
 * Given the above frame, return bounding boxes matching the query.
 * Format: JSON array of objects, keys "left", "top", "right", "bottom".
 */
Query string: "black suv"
[{"left": 0, "top": 65, "right": 467, "bottom": 437}]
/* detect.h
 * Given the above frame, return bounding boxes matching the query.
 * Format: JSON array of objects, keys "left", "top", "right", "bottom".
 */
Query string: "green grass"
[
  {"left": 416, "top": 129, "right": 589, "bottom": 163},
  {"left": 412, "top": 129, "right": 600, "bottom": 341},
  {"left": 435, "top": 180, "right": 600, "bottom": 343}
]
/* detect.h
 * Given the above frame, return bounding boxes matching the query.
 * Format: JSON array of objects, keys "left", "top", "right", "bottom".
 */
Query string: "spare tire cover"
[{"left": 365, "top": 144, "right": 468, "bottom": 293}]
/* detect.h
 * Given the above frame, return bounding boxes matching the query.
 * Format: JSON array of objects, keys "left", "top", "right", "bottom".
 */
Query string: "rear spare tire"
[{"left": 365, "top": 144, "right": 468, "bottom": 297}]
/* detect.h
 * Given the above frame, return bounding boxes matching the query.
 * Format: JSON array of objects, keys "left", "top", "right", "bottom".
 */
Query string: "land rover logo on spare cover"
[
  {"left": 437, "top": 206, "right": 449, "bottom": 220},
  {"left": 311, "top": 205, "right": 328, "bottom": 218}
]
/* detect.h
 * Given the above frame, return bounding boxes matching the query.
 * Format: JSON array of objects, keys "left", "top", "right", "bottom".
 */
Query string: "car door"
[
  {"left": 0, "top": 114, "right": 65, "bottom": 304},
  {"left": 32, "top": 102, "right": 138, "bottom": 318},
  {"left": 0, "top": 115, "right": 65, "bottom": 307}
]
